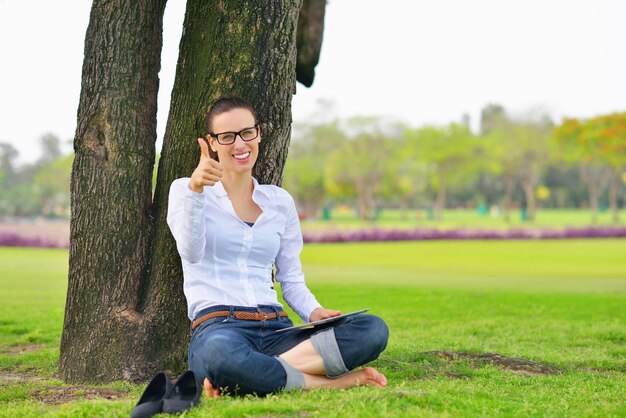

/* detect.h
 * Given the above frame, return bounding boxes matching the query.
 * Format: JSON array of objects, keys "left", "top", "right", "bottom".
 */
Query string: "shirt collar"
[
  {"left": 208, "top": 177, "right": 268, "bottom": 201},
  {"left": 252, "top": 177, "right": 271, "bottom": 205}
]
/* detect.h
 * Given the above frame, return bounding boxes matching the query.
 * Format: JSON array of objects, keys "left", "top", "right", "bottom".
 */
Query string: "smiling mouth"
[{"left": 233, "top": 151, "right": 251, "bottom": 160}]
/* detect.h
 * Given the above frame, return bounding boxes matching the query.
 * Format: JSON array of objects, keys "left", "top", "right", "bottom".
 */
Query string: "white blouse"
[{"left": 167, "top": 177, "right": 321, "bottom": 322}]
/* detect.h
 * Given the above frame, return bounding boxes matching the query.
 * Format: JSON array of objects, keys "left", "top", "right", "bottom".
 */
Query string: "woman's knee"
[
  {"left": 332, "top": 314, "right": 389, "bottom": 370},
  {"left": 190, "top": 331, "right": 244, "bottom": 374},
  {"left": 345, "top": 314, "right": 389, "bottom": 358},
  {"left": 363, "top": 315, "right": 389, "bottom": 354}
]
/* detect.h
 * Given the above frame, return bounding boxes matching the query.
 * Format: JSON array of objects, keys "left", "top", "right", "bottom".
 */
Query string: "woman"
[{"left": 167, "top": 96, "right": 389, "bottom": 397}]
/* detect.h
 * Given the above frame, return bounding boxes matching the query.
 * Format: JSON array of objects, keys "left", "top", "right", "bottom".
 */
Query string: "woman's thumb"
[{"left": 198, "top": 137, "right": 210, "bottom": 157}]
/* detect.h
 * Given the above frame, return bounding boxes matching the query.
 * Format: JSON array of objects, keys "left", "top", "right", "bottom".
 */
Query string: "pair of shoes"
[
  {"left": 162, "top": 370, "right": 202, "bottom": 414},
  {"left": 130, "top": 370, "right": 201, "bottom": 418}
]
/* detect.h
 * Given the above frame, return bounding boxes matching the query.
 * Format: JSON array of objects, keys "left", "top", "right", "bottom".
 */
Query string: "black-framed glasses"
[{"left": 209, "top": 125, "right": 259, "bottom": 145}]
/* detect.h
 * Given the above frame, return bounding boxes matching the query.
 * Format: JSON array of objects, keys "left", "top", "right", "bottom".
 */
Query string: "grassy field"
[
  {"left": 0, "top": 241, "right": 625, "bottom": 417},
  {"left": 301, "top": 208, "right": 625, "bottom": 231}
]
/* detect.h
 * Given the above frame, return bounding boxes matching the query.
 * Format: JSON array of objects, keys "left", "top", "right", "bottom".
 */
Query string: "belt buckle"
[{"left": 257, "top": 307, "right": 271, "bottom": 321}]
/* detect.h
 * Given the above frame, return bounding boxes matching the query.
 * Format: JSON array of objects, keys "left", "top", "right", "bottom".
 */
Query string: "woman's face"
[{"left": 207, "top": 107, "right": 260, "bottom": 174}]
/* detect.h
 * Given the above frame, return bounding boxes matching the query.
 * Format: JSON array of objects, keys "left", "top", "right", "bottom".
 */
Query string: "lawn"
[
  {"left": 301, "top": 208, "right": 625, "bottom": 231},
  {"left": 0, "top": 241, "right": 625, "bottom": 417}
]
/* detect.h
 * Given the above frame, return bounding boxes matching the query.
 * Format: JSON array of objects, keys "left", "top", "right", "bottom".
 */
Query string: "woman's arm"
[
  {"left": 167, "top": 138, "right": 223, "bottom": 263},
  {"left": 166, "top": 178, "right": 207, "bottom": 264},
  {"left": 274, "top": 195, "right": 323, "bottom": 322}
]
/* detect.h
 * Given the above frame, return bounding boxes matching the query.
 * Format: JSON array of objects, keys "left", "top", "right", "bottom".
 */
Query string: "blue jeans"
[{"left": 188, "top": 305, "right": 389, "bottom": 396}]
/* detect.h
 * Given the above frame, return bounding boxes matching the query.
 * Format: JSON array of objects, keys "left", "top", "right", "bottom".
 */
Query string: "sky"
[{"left": 1, "top": 0, "right": 625, "bottom": 163}]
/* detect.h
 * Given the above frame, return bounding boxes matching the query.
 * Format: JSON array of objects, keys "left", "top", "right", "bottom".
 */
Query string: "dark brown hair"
[{"left": 206, "top": 95, "right": 258, "bottom": 133}]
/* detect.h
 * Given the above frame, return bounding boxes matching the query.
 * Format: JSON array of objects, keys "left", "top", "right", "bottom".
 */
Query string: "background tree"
[
  {"left": 60, "top": 0, "right": 324, "bottom": 384},
  {"left": 583, "top": 113, "right": 626, "bottom": 223},
  {"left": 38, "top": 133, "right": 62, "bottom": 165},
  {"left": 479, "top": 105, "right": 523, "bottom": 221},
  {"left": 554, "top": 117, "right": 614, "bottom": 223},
  {"left": 473, "top": 134, "right": 505, "bottom": 210},
  {"left": 480, "top": 103, "right": 507, "bottom": 136},
  {"left": 380, "top": 131, "right": 428, "bottom": 219},
  {"left": 0, "top": 143, "right": 19, "bottom": 215},
  {"left": 511, "top": 119, "right": 553, "bottom": 222},
  {"left": 0, "top": 136, "right": 71, "bottom": 217},
  {"left": 283, "top": 121, "right": 343, "bottom": 219},
  {"left": 324, "top": 117, "right": 389, "bottom": 220},
  {"left": 405, "top": 123, "right": 478, "bottom": 220},
  {"left": 33, "top": 154, "right": 72, "bottom": 217},
  {"left": 0, "top": 143, "right": 18, "bottom": 186}
]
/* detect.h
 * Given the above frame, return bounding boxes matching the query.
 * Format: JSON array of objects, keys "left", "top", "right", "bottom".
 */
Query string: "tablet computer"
[{"left": 275, "top": 308, "right": 369, "bottom": 333}]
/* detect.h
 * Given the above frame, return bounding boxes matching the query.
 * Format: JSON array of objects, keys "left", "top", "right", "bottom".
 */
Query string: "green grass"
[
  {"left": 301, "top": 208, "right": 626, "bottom": 230},
  {"left": 1, "top": 242, "right": 625, "bottom": 417}
]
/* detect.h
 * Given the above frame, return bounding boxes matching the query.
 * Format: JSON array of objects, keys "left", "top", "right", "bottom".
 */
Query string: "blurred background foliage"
[
  {"left": 0, "top": 134, "right": 72, "bottom": 218},
  {"left": 284, "top": 104, "right": 625, "bottom": 224},
  {"left": 1, "top": 104, "right": 624, "bottom": 224}
]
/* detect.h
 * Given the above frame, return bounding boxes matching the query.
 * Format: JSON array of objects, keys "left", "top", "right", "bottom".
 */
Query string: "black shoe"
[
  {"left": 130, "top": 372, "right": 172, "bottom": 418},
  {"left": 162, "top": 370, "right": 202, "bottom": 414}
]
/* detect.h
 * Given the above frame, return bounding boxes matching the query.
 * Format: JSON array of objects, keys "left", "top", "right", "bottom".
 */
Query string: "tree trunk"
[
  {"left": 502, "top": 173, "right": 514, "bottom": 222},
  {"left": 588, "top": 183, "right": 599, "bottom": 223},
  {"left": 579, "top": 163, "right": 610, "bottom": 224},
  {"left": 59, "top": 0, "right": 166, "bottom": 383},
  {"left": 61, "top": 0, "right": 303, "bottom": 384},
  {"left": 434, "top": 179, "right": 447, "bottom": 221},
  {"left": 521, "top": 180, "right": 536, "bottom": 222},
  {"left": 608, "top": 169, "right": 621, "bottom": 223},
  {"left": 356, "top": 180, "right": 374, "bottom": 220},
  {"left": 296, "top": 0, "right": 326, "bottom": 87}
]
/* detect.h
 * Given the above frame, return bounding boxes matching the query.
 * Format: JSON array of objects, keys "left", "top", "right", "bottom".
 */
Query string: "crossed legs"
[{"left": 193, "top": 315, "right": 389, "bottom": 397}]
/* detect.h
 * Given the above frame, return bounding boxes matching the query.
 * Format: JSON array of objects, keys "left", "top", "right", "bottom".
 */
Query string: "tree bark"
[
  {"left": 59, "top": 0, "right": 166, "bottom": 383},
  {"left": 296, "top": 0, "right": 326, "bottom": 87},
  {"left": 61, "top": 0, "right": 303, "bottom": 383}
]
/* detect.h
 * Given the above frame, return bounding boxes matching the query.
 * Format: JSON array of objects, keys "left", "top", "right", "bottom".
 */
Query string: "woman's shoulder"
[
  {"left": 169, "top": 177, "right": 191, "bottom": 194},
  {"left": 255, "top": 183, "right": 295, "bottom": 208},
  {"left": 171, "top": 177, "right": 191, "bottom": 187},
  {"left": 169, "top": 177, "right": 224, "bottom": 198}
]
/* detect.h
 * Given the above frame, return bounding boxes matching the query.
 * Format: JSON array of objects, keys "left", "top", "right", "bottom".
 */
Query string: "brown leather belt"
[{"left": 191, "top": 310, "right": 288, "bottom": 331}]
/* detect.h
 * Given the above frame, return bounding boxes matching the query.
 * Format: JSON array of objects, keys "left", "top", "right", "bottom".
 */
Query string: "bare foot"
[
  {"left": 203, "top": 377, "right": 221, "bottom": 398},
  {"left": 337, "top": 367, "right": 387, "bottom": 388},
  {"left": 304, "top": 367, "right": 387, "bottom": 390}
]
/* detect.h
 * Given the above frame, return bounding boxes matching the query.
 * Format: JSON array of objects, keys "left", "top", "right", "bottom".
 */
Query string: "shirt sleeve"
[
  {"left": 274, "top": 194, "right": 322, "bottom": 322},
  {"left": 166, "top": 178, "right": 206, "bottom": 264}
]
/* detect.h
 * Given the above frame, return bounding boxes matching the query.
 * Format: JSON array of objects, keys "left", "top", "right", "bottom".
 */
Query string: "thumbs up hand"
[{"left": 189, "top": 137, "right": 224, "bottom": 193}]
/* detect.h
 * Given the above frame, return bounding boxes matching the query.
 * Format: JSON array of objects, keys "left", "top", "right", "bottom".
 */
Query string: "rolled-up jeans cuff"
[
  {"left": 311, "top": 328, "right": 349, "bottom": 378},
  {"left": 276, "top": 357, "right": 304, "bottom": 391}
]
